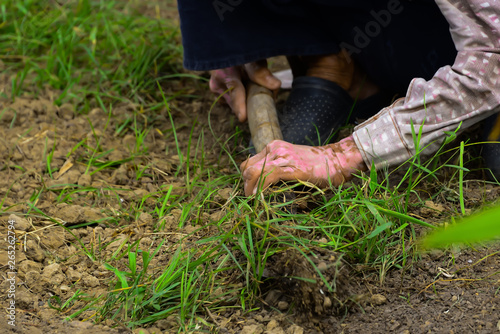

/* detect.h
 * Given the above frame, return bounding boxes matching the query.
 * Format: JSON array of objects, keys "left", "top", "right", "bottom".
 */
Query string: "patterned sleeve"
[{"left": 352, "top": 0, "right": 500, "bottom": 169}]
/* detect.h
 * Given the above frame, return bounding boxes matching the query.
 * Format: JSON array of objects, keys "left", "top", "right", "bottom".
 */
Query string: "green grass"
[
  {"left": 1, "top": 0, "right": 182, "bottom": 110},
  {"left": 2, "top": 1, "right": 500, "bottom": 332}
]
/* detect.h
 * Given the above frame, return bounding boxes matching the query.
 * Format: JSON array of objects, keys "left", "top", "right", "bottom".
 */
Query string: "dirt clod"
[
  {"left": 370, "top": 294, "right": 388, "bottom": 305},
  {"left": 82, "top": 273, "right": 100, "bottom": 287},
  {"left": 16, "top": 290, "right": 38, "bottom": 310},
  {"left": 317, "top": 261, "right": 327, "bottom": 271},
  {"left": 41, "top": 263, "right": 66, "bottom": 287},
  {"left": 25, "top": 239, "right": 45, "bottom": 262},
  {"left": 56, "top": 205, "right": 84, "bottom": 224},
  {"left": 66, "top": 267, "right": 83, "bottom": 282},
  {"left": 9, "top": 213, "right": 31, "bottom": 231},
  {"left": 286, "top": 325, "right": 304, "bottom": 334},
  {"left": 241, "top": 324, "right": 264, "bottom": 334},
  {"left": 278, "top": 301, "right": 289, "bottom": 311},
  {"left": 78, "top": 173, "right": 92, "bottom": 187}
]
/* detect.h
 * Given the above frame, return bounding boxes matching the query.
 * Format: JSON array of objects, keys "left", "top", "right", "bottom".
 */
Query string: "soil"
[{"left": 1, "top": 5, "right": 500, "bottom": 334}]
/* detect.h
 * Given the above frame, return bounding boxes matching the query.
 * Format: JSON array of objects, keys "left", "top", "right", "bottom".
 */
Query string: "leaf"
[
  {"left": 54, "top": 159, "right": 74, "bottom": 179},
  {"left": 367, "top": 222, "right": 393, "bottom": 239},
  {"left": 421, "top": 206, "right": 500, "bottom": 249}
]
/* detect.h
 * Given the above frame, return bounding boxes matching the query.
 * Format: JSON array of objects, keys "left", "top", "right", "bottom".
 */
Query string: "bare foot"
[{"left": 301, "top": 52, "right": 380, "bottom": 100}]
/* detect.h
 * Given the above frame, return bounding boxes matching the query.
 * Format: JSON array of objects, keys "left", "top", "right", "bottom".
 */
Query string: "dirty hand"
[
  {"left": 240, "top": 136, "right": 368, "bottom": 196},
  {"left": 209, "top": 60, "right": 281, "bottom": 122}
]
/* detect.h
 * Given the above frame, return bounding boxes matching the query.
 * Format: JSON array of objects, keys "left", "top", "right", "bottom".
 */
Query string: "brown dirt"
[
  {"left": 1, "top": 68, "right": 500, "bottom": 333},
  {"left": 1, "top": 6, "right": 500, "bottom": 334}
]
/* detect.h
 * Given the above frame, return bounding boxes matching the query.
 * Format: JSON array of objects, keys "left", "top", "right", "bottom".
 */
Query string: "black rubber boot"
[
  {"left": 279, "top": 76, "right": 393, "bottom": 146},
  {"left": 279, "top": 76, "right": 352, "bottom": 146},
  {"left": 482, "top": 112, "right": 500, "bottom": 181}
]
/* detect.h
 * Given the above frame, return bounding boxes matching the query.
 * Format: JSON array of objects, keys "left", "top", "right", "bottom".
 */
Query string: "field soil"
[
  {"left": 1, "top": 2, "right": 500, "bottom": 332},
  {"left": 1, "top": 67, "right": 499, "bottom": 334}
]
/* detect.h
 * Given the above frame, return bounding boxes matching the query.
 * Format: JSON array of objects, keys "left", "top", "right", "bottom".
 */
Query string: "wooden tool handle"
[{"left": 246, "top": 82, "right": 283, "bottom": 153}]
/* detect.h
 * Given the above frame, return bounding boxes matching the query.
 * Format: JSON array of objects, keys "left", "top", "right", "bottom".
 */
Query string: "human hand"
[
  {"left": 209, "top": 60, "right": 281, "bottom": 122},
  {"left": 240, "top": 136, "right": 367, "bottom": 196}
]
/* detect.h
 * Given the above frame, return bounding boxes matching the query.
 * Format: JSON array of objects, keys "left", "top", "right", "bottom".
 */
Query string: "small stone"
[
  {"left": 82, "top": 273, "right": 100, "bottom": 287},
  {"left": 107, "top": 234, "right": 129, "bottom": 252},
  {"left": 78, "top": 174, "right": 92, "bottom": 187},
  {"left": 9, "top": 214, "right": 31, "bottom": 231},
  {"left": 81, "top": 207, "right": 104, "bottom": 223},
  {"left": 317, "top": 262, "right": 327, "bottom": 271},
  {"left": 277, "top": 301, "right": 289, "bottom": 311},
  {"left": 66, "top": 267, "right": 82, "bottom": 282},
  {"left": 60, "top": 285, "right": 71, "bottom": 292},
  {"left": 41, "top": 263, "right": 65, "bottom": 285},
  {"left": 57, "top": 205, "right": 84, "bottom": 224},
  {"left": 138, "top": 212, "right": 153, "bottom": 225},
  {"left": 241, "top": 324, "right": 264, "bottom": 334},
  {"left": 323, "top": 296, "right": 332, "bottom": 308},
  {"left": 42, "top": 229, "right": 65, "bottom": 249},
  {"left": 370, "top": 294, "right": 387, "bottom": 305},
  {"left": 132, "top": 189, "right": 149, "bottom": 198},
  {"left": 286, "top": 325, "right": 304, "bottom": 334},
  {"left": 267, "top": 320, "right": 279, "bottom": 330},
  {"left": 139, "top": 237, "right": 153, "bottom": 250},
  {"left": 25, "top": 240, "right": 45, "bottom": 262},
  {"left": 46, "top": 170, "right": 81, "bottom": 188},
  {"left": 265, "top": 289, "right": 282, "bottom": 305},
  {"left": 16, "top": 290, "right": 38, "bottom": 310},
  {"left": 218, "top": 188, "right": 232, "bottom": 201}
]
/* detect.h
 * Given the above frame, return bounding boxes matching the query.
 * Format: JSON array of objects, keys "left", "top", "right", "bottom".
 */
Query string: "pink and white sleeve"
[{"left": 353, "top": 0, "right": 500, "bottom": 169}]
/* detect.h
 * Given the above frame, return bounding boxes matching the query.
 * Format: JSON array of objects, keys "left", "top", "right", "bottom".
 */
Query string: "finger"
[
  {"left": 209, "top": 74, "right": 229, "bottom": 105},
  {"left": 244, "top": 60, "right": 281, "bottom": 91},
  {"left": 245, "top": 164, "right": 301, "bottom": 196},
  {"left": 227, "top": 79, "right": 247, "bottom": 122},
  {"left": 239, "top": 147, "right": 271, "bottom": 174},
  {"left": 242, "top": 157, "right": 297, "bottom": 196},
  {"left": 210, "top": 68, "right": 247, "bottom": 121},
  {"left": 243, "top": 165, "right": 279, "bottom": 196}
]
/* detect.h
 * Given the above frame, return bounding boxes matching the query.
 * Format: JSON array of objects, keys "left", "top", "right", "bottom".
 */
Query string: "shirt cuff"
[{"left": 352, "top": 98, "right": 412, "bottom": 170}]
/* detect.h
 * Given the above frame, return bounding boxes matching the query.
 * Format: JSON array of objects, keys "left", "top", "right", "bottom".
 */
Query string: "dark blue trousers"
[{"left": 177, "top": 0, "right": 456, "bottom": 94}]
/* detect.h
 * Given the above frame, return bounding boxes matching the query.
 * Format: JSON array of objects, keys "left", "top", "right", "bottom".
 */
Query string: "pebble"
[
  {"left": 286, "top": 325, "right": 304, "bottom": 334},
  {"left": 370, "top": 294, "right": 388, "bottom": 305},
  {"left": 60, "top": 285, "right": 71, "bottom": 292},
  {"left": 267, "top": 320, "right": 279, "bottom": 330},
  {"left": 241, "top": 324, "right": 264, "bottom": 334},
  {"left": 317, "top": 262, "right": 327, "bottom": 271},
  {"left": 25, "top": 240, "right": 45, "bottom": 262},
  {"left": 9, "top": 214, "right": 31, "bottom": 231},
  {"left": 78, "top": 174, "right": 92, "bottom": 187},
  {"left": 277, "top": 301, "right": 289, "bottom": 311}
]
